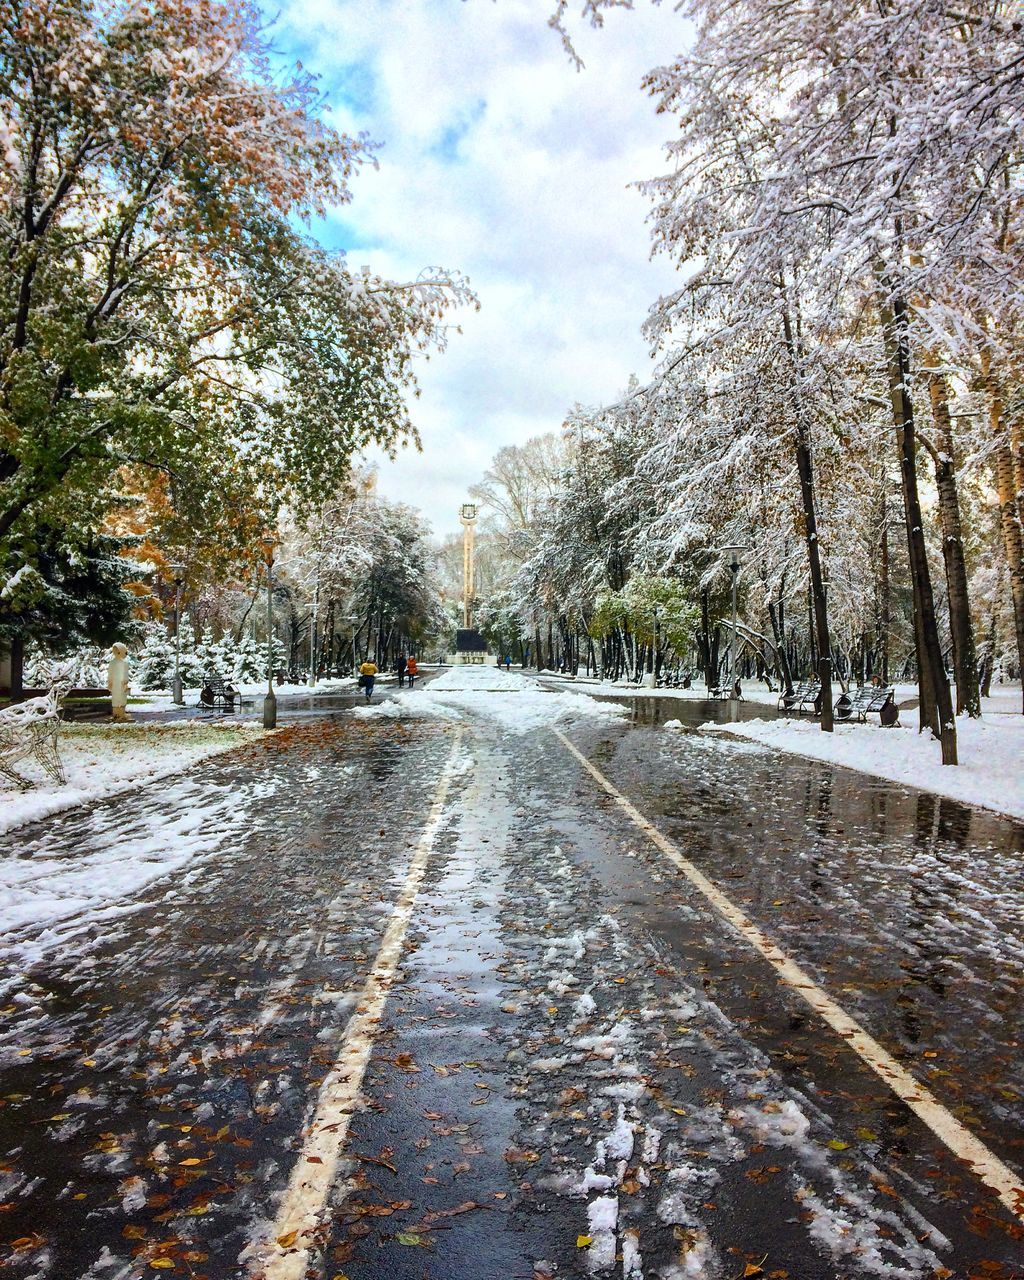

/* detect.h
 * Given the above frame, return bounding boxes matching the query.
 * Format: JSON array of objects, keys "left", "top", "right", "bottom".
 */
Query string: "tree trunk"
[
  {"left": 767, "top": 595, "right": 794, "bottom": 694},
  {"left": 10, "top": 633, "right": 24, "bottom": 699},
  {"left": 780, "top": 302, "right": 833, "bottom": 732},
  {"left": 924, "top": 358, "right": 980, "bottom": 716},
  {"left": 876, "top": 490, "right": 891, "bottom": 683},
  {"left": 875, "top": 265, "right": 956, "bottom": 762},
  {"left": 699, "top": 589, "right": 716, "bottom": 689},
  {"left": 980, "top": 349, "right": 1024, "bottom": 714}
]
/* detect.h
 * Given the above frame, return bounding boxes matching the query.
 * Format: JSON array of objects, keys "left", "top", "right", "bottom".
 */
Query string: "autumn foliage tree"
[{"left": 0, "top": 0, "right": 475, "bottom": 557}]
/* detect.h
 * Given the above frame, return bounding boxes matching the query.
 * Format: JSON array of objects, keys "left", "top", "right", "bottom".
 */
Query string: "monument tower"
[
  {"left": 460, "top": 502, "right": 477, "bottom": 628},
  {"left": 452, "top": 501, "right": 494, "bottom": 664}
]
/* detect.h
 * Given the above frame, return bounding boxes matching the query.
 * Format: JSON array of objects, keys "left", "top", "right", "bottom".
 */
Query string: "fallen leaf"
[
  {"left": 149, "top": 1262, "right": 175, "bottom": 1271},
  {"left": 577, "top": 1235, "right": 593, "bottom": 1247},
  {"left": 826, "top": 1139, "right": 849, "bottom": 1151},
  {"left": 422, "top": 1201, "right": 481, "bottom": 1222},
  {"left": 276, "top": 1231, "right": 298, "bottom": 1248},
  {"left": 395, "top": 1232, "right": 428, "bottom": 1246}
]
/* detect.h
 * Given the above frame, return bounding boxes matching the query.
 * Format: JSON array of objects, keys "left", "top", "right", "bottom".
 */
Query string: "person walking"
[
  {"left": 396, "top": 653, "right": 408, "bottom": 688},
  {"left": 504, "top": 654, "right": 512, "bottom": 672},
  {"left": 406, "top": 656, "right": 419, "bottom": 688},
  {"left": 358, "top": 658, "right": 378, "bottom": 701}
]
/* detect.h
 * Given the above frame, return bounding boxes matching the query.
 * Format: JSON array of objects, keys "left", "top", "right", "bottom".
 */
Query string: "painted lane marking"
[
  {"left": 552, "top": 728, "right": 1024, "bottom": 1223},
  {"left": 250, "top": 729, "right": 465, "bottom": 1279}
]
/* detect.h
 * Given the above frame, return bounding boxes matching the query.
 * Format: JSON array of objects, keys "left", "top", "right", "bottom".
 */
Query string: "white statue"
[{"left": 107, "top": 642, "right": 131, "bottom": 722}]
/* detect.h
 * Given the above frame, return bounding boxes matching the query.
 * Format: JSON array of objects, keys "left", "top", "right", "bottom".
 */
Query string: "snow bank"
[
  {"left": 0, "top": 721, "right": 263, "bottom": 836},
  {"left": 710, "top": 705, "right": 1024, "bottom": 821},
  {"left": 355, "top": 664, "right": 626, "bottom": 734}
]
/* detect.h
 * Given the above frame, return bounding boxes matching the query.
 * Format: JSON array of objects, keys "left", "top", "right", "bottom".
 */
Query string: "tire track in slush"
[{"left": 248, "top": 728, "right": 466, "bottom": 1280}]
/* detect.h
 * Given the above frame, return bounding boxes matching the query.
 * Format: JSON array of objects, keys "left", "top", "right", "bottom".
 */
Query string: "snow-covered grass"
[
  {"left": 703, "top": 704, "right": 1024, "bottom": 821},
  {"left": 354, "top": 664, "right": 626, "bottom": 734},
  {"left": 0, "top": 721, "right": 265, "bottom": 836},
  {"left": 0, "top": 767, "right": 261, "bottom": 988}
]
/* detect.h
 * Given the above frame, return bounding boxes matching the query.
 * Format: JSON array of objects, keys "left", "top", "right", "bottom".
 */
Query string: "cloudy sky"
[{"left": 269, "top": 0, "right": 691, "bottom": 539}]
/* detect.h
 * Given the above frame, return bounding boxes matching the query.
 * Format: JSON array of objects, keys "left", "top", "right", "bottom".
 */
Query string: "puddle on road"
[
  {"left": 534, "top": 678, "right": 781, "bottom": 727},
  {"left": 611, "top": 694, "right": 777, "bottom": 727},
  {"left": 563, "top": 717, "right": 1024, "bottom": 1181}
]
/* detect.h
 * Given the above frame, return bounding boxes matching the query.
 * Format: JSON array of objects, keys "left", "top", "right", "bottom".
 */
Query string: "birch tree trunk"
[
  {"left": 923, "top": 357, "right": 980, "bottom": 716},
  {"left": 780, "top": 302, "right": 833, "bottom": 732},
  {"left": 874, "top": 267, "right": 957, "bottom": 763}
]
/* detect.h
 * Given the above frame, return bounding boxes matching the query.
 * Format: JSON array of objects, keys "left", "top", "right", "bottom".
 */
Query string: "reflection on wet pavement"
[
  {"left": 0, "top": 697, "right": 1021, "bottom": 1280},
  {"left": 568, "top": 721, "right": 1024, "bottom": 1172}
]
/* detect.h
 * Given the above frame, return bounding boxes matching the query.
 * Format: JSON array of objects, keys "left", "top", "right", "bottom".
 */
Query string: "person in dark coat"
[{"left": 396, "top": 654, "right": 408, "bottom": 688}]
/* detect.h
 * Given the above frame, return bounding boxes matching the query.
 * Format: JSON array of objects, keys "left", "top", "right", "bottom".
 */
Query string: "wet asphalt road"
[{"left": 0, "top": 684, "right": 1021, "bottom": 1280}]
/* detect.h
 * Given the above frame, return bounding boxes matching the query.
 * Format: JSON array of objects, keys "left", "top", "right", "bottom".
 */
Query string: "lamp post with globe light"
[
  {"left": 170, "top": 562, "right": 185, "bottom": 705},
  {"left": 260, "top": 533, "right": 279, "bottom": 729}
]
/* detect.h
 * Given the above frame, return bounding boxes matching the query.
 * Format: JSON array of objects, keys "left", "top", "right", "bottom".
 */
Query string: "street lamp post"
[
  {"left": 717, "top": 545, "right": 746, "bottom": 696},
  {"left": 170, "top": 562, "right": 185, "bottom": 705},
  {"left": 260, "top": 533, "right": 279, "bottom": 729}
]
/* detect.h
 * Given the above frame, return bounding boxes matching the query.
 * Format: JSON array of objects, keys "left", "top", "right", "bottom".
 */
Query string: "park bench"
[
  {"left": 0, "top": 681, "right": 69, "bottom": 789},
  {"left": 778, "top": 680, "right": 820, "bottom": 716},
  {"left": 834, "top": 683, "right": 899, "bottom": 725},
  {"left": 197, "top": 673, "right": 239, "bottom": 713}
]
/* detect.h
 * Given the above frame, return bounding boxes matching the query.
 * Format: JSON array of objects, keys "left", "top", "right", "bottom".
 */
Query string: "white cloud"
[{"left": 271, "top": 0, "right": 692, "bottom": 537}]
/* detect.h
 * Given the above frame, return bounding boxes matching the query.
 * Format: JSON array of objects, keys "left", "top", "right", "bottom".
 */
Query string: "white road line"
[
  {"left": 552, "top": 728, "right": 1024, "bottom": 1224},
  {"left": 249, "top": 729, "right": 465, "bottom": 1279}
]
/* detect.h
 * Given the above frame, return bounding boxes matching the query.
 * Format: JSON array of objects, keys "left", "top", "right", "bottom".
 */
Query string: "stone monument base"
[{"left": 451, "top": 627, "right": 496, "bottom": 666}]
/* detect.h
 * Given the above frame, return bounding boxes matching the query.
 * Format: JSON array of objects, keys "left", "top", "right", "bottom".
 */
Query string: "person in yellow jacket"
[{"left": 358, "top": 658, "right": 378, "bottom": 701}]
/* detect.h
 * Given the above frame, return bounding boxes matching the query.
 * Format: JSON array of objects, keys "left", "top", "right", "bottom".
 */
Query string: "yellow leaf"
[
  {"left": 826, "top": 1139, "right": 849, "bottom": 1151},
  {"left": 856, "top": 1128, "right": 877, "bottom": 1141},
  {"left": 744, "top": 1266, "right": 764, "bottom": 1277},
  {"left": 178, "top": 1158, "right": 202, "bottom": 1166},
  {"left": 576, "top": 1235, "right": 593, "bottom": 1248},
  {"left": 276, "top": 1231, "right": 298, "bottom": 1248},
  {"left": 150, "top": 1262, "right": 175, "bottom": 1271}
]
